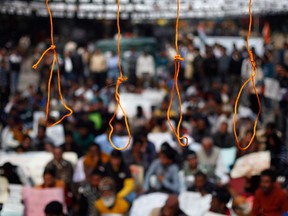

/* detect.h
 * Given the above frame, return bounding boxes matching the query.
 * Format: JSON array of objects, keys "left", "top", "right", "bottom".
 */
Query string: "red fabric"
[{"left": 251, "top": 184, "right": 288, "bottom": 216}]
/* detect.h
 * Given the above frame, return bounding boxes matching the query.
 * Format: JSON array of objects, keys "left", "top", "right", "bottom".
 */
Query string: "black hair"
[
  {"left": 212, "top": 187, "right": 231, "bottom": 204},
  {"left": 195, "top": 171, "right": 207, "bottom": 180},
  {"left": 38, "top": 125, "right": 47, "bottom": 132},
  {"left": 44, "top": 201, "right": 64, "bottom": 215},
  {"left": 91, "top": 169, "right": 105, "bottom": 177},
  {"left": 266, "top": 122, "right": 276, "bottom": 131},
  {"left": 261, "top": 169, "right": 277, "bottom": 182},
  {"left": 43, "top": 168, "right": 56, "bottom": 178},
  {"left": 65, "top": 130, "right": 74, "bottom": 137}
]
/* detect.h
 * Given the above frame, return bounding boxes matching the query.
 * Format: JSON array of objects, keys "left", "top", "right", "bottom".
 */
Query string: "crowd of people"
[{"left": 0, "top": 33, "right": 288, "bottom": 216}]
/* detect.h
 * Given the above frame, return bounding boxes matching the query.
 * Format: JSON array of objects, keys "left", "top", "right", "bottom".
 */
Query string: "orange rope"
[
  {"left": 32, "top": 0, "right": 73, "bottom": 127},
  {"left": 233, "top": 0, "right": 262, "bottom": 150},
  {"left": 166, "top": 0, "right": 188, "bottom": 147},
  {"left": 108, "top": 0, "right": 132, "bottom": 150}
]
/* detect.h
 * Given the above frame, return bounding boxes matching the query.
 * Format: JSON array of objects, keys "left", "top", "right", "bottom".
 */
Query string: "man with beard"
[{"left": 95, "top": 177, "right": 129, "bottom": 215}]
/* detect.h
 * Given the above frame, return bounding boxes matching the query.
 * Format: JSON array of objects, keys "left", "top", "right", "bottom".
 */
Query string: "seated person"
[
  {"left": 188, "top": 171, "right": 215, "bottom": 195},
  {"left": 251, "top": 169, "right": 288, "bottom": 216},
  {"left": 60, "top": 131, "right": 83, "bottom": 158},
  {"left": 73, "top": 143, "right": 107, "bottom": 183},
  {"left": 35, "top": 169, "right": 65, "bottom": 189},
  {"left": 206, "top": 187, "right": 231, "bottom": 215},
  {"left": 45, "top": 146, "right": 74, "bottom": 187},
  {"left": 36, "top": 169, "right": 71, "bottom": 209},
  {"left": 95, "top": 177, "right": 129, "bottom": 215},
  {"left": 197, "top": 137, "right": 229, "bottom": 184},
  {"left": 179, "top": 150, "right": 200, "bottom": 191},
  {"left": 32, "top": 125, "right": 54, "bottom": 151},
  {"left": 103, "top": 150, "right": 135, "bottom": 201},
  {"left": 149, "top": 194, "right": 187, "bottom": 216},
  {"left": 77, "top": 169, "right": 104, "bottom": 216},
  {"left": 143, "top": 142, "right": 180, "bottom": 194},
  {"left": 123, "top": 138, "right": 150, "bottom": 171}
]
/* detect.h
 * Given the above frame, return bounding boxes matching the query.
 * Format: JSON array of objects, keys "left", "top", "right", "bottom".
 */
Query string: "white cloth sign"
[
  {"left": 264, "top": 78, "right": 280, "bottom": 100},
  {"left": 179, "top": 192, "right": 212, "bottom": 216},
  {"left": 130, "top": 193, "right": 168, "bottom": 216},
  {"left": 147, "top": 132, "right": 176, "bottom": 152},
  {"left": 1, "top": 184, "right": 24, "bottom": 216},
  {"left": 231, "top": 151, "right": 270, "bottom": 178},
  {"left": 0, "top": 151, "right": 77, "bottom": 185}
]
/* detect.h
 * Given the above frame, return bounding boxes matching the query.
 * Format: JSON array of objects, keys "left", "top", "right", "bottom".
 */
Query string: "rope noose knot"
[
  {"left": 50, "top": 44, "right": 56, "bottom": 50},
  {"left": 117, "top": 76, "right": 128, "bottom": 84},
  {"left": 248, "top": 50, "right": 256, "bottom": 71},
  {"left": 174, "top": 54, "right": 184, "bottom": 61}
]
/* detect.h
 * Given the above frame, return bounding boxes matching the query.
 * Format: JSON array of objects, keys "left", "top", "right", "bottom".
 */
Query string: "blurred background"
[{"left": 0, "top": 0, "right": 288, "bottom": 216}]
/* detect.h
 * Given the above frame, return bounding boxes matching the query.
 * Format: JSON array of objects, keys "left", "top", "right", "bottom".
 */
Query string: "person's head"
[
  {"left": 219, "top": 122, "right": 228, "bottom": 134},
  {"left": 260, "top": 169, "right": 276, "bottom": 194},
  {"left": 136, "top": 106, "right": 144, "bottom": 117},
  {"left": 210, "top": 187, "right": 231, "bottom": 214},
  {"left": 197, "top": 118, "right": 207, "bottom": 130},
  {"left": 43, "top": 169, "right": 57, "bottom": 188},
  {"left": 265, "top": 122, "right": 276, "bottom": 135},
  {"left": 22, "top": 135, "right": 32, "bottom": 149},
  {"left": 38, "top": 125, "right": 47, "bottom": 139},
  {"left": 53, "top": 147, "right": 63, "bottom": 162},
  {"left": 87, "top": 143, "right": 101, "bottom": 157},
  {"left": 95, "top": 48, "right": 101, "bottom": 55},
  {"left": 162, "top": 194, "right": 180, "bottom": 216},
  {"left": 99, "top": 177, "right": 116, "bottom": 208},
  {"left": 77, "top": 122, "right": 89, "bottom": 137},
  {"left": 186, "top": 150, "right": 198, "bottom": 169},
  {"left": 132, "top": 138, "right": 143, "bottom": 154},
  {"left": 110, "top": 150, "right": 123, "bottom": 169},
  {"left": 159, "top": 143, "right": 175, "bottom": 166},
  {"left": 89, "top": 169, "right": 104, "bottom": 188},
  {"left": 44, "top": 201, "right": 65, "bottom": 216},
  {"left": 201, "top": 137, "right": 214, "bottom": 154},
  {"left": 44, "top": 142, "right": 55, "bottom": 153},
  {"left": 64, "top": 131, "right": 74, "bottom": 144},
  {"left": 194, "top": 171, "right": 207, "bottom": 191}
]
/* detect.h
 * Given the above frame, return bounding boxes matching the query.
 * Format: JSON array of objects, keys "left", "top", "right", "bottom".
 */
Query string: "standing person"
[
  {"left": 72, "top": 48, "right": 85, "bottom": 84},
  {"left": 125, "top": 47, "right": 138, "bottom": 86},
  {"left": 107, "top": 51, "right": 119, "bottom": 83},
  {"left": 228, "top": 49, "right": 243, "bottom": 97},
  {"left": 203, "top": 46, "right": 218, "bottom": 90},
  {"left": 184, "top": 44, "right": 194, "bottom": 81},
  {"left": 0, "top": 48, "right": 9, "bottom": 108},
  {"left": 89, "top": 49, "right": 107, "bottom": 89},
  {"left": 217, "top": 46, "right": 230, "bottom": 83},
  {"left": 8, "top": 48, "right": 22, "bottom": 94},
  {"left": 136, "top": 50, "right": 155, "bottom": 87},
  {"left": 63, "top": 51, "right": 74, "bottom": 83},
  {"left": 251, "top": 169, "right": 288, "bottom": 215},
  {"left": 192, "top": 47, "right": 204, "bottom": 82}
]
